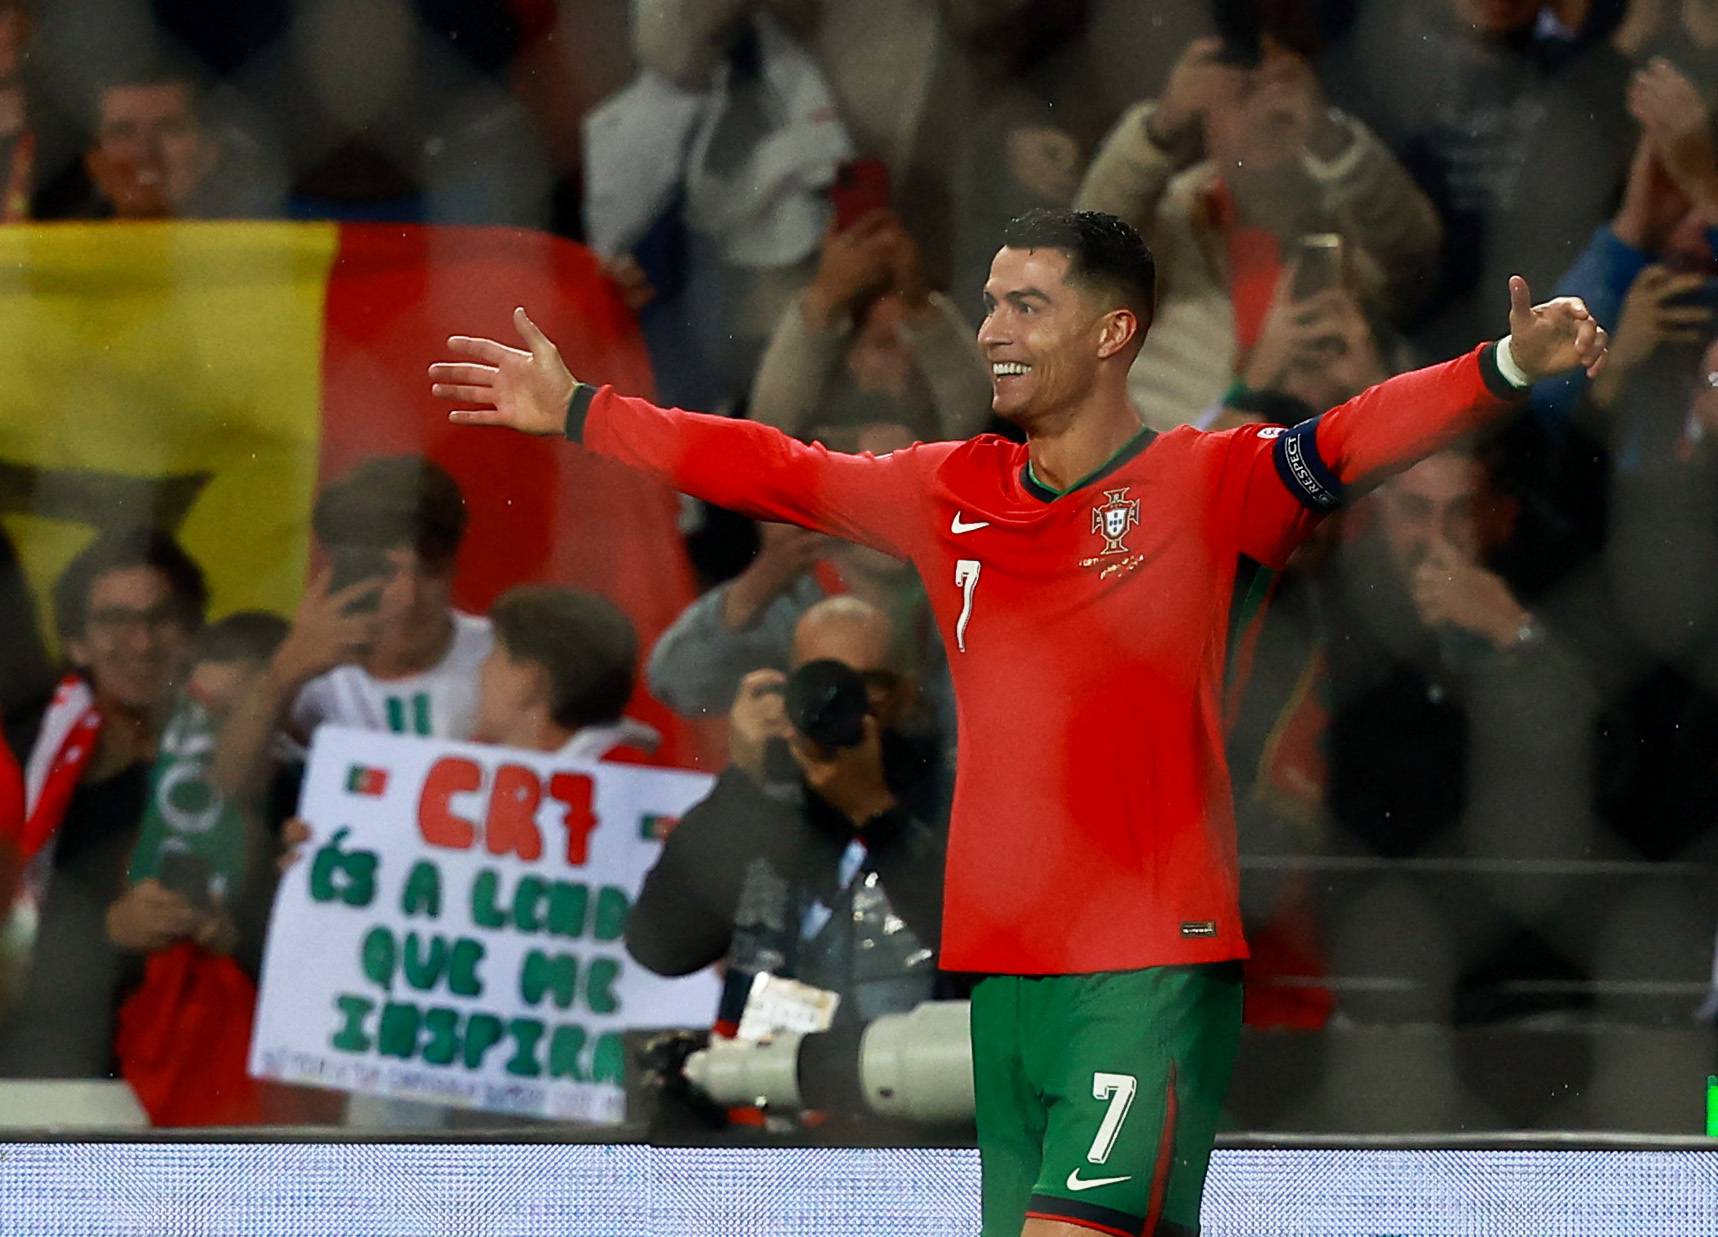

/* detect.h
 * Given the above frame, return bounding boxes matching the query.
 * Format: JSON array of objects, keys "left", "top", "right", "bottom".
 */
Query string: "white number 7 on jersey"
[
  {"left": 1088, "top": 1072, "right": 1137, "bottom": 1164},
  {"left": 954, "top": 559, "right": 980, "bottom": 653}
]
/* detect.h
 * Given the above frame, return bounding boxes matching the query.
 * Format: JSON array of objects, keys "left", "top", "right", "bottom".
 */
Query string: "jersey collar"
[{"left": 1022, "top": 425, "right": 1157, "bottom": 503}]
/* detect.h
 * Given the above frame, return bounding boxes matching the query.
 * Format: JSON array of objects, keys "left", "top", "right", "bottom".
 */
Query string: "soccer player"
[{"left": 429, "top": 209, "right": 1606, "bottom": 1237}]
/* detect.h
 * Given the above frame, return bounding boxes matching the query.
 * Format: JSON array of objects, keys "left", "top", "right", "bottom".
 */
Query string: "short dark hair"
[
  {"left": 195, "top": 610, "right": 289, "bottom": 665},
  {"left": 312, "top": 455, "right": 468, "bottom": 568},
  {"left": 490, "top": 585, "right": 638, "bottom": 731},
  {"left": 999, "top": 208, "right": 1156, "bottom": 335},
  {"left": 90, "top": 53, "right": 210, "bottom": 128},
  {"left": 53, "top": 527, "right": 208, "bottom": 641}
]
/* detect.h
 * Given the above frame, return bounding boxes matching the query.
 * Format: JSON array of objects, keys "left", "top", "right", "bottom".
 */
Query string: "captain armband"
[{"left": 1270, "top": 417, "right": 1345, "bottom": 514}]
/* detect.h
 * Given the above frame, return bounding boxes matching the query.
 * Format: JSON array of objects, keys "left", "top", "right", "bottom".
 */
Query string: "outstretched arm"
[
  {"left": 1315, "top": 276, "right": 1607, "bottom": 489},
  {"left": 430, "top": 310, "right": 939, "bottom": 559},
  {"left": 1230, "top": 277, "right": 1608, "bottom": 563}
]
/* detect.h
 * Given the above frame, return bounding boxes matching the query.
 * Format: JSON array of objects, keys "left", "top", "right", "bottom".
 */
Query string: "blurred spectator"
[
  {"left": 631, "top": 0, "right": 1032, "bottom": 283},
  {"left": 1535, "top": 59, "right": 1718, "bottom": 449},
  {"left": 647, "top": 428, "right": 952, "bottom": 739},
  {"left": 211, "top": 456, "right": 487, "bottom": 1129},
  {"left": 36, "top": 58, "right": 277, "bottom": 220},
  {"left": 1077, "top": 37, "right": 1441, "bottom": 429},
  {"left": 471, "top": 584, "right": 660, "bottom": 761},
  {"left": 1213, "top": 284, "right": 1394, "bottom": 428},
  {"left": 627, "top": 596, "right": 948, "bottom": 1030},
  {"left": 1317, "top": 450, "right": 1597, "bottom": 862},
  {"left": 939, "top": 1, "right": 1096, "bottom": 306},
  {"left": 106, "top": 611, "right": 296, "bottom": 1126},
  {"left": 110, "top": 612, "right": 292, "bottom": 961},
  {"left": 750, "top": 211, "right": 991, "bottom": 440},
  {"left": 0, "top": 0, "right": 34, "bottom": 221},
  {"left": 1324, "top": 0, "right": 1634, "bottom": 356},
  {"left": 214, "top": 455, "right": 490, "bottom": 812},
  {"left": 590, "top": 4, "right": 855, "bottom": 409},
  {"left": 0, "top": 528, "right": 206, "bottom": 1076},
  {"left": 280, "top": 583, "right": 662, "bottom": 894},
  {"left": 1586, "top": 322, "right": 1718, "bottom": 845}
]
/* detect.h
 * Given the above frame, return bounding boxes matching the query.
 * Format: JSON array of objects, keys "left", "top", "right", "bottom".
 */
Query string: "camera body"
[{"left": 761, "top": 658, "right": 873, "bottom": 783}]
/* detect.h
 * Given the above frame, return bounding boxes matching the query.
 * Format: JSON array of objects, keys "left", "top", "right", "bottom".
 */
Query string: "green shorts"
[{"left": 970, "top": 963, "right": 1242, "bottom": 1237}]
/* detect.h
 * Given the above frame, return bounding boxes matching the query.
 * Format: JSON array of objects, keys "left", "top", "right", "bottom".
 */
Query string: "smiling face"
[
  {"left": 65, "top": 566, "right": 197, "bottom": 714},
  {"left": 977, "top": 246, "right": 1138, "bottom": 428},
  {"left": 92, "top": 81, "right": 215, "bottom": 217}
]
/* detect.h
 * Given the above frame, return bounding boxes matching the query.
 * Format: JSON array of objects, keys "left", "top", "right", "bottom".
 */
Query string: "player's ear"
[{"left": 1095, "top": 308, "right": 1138, "bottom": 360}]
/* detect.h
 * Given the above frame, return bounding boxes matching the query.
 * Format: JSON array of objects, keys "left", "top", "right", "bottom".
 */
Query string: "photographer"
[{"left": 626, "top": 596, "right": 948, "bottom": 1029}]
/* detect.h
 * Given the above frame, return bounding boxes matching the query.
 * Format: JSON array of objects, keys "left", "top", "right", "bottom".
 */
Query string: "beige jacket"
[{"left": 1076, "top": 101, "right": 1442, "bottom": 431}]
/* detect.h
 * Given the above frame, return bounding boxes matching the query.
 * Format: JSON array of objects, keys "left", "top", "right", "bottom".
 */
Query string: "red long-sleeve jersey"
[{"left": 570, "top": 344, "right": 1523, "bottom": 973}]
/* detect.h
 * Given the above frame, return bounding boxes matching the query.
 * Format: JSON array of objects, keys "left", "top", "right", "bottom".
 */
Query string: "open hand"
[
  {"left": 270, "top": 566, "right": 382, "bottom": 690},
  {"left": 1629, "top": 58, "right": 1718, "bottom": 216},
  {"left": 431, "top": 308, "right": 576, "bottom": 435},
  {"left": 1504, "top": 276, "right": 1609, "bottom": 382}
]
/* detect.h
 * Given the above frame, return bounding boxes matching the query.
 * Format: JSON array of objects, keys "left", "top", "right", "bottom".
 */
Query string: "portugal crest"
[{"left": 1091, "top": 487, "right": 1140, "bottom": 556}]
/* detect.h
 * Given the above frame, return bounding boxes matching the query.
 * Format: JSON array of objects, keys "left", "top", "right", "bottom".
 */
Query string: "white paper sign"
[{"left": 249, "top": 726, "right": 719, "bottom": 1124}]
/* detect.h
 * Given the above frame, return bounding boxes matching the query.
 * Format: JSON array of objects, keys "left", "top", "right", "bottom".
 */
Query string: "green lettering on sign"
[
  {"left": 594, "top": 886, "right": 630, "bottom": 942},
  {"left": 401, "top": 861, "right": 443, "bottom": 918},
  {"left": 591, "top": 1032, "right": 625, "bottom": 1085},
  {"left": 549, "top": 1024, "right": 588, "bottom": 1081},
  {"left": 506, "top": 1018, "right": 546, "bottom": 1078},
  {"left": 585, "top": 957, "right": 621, "bottom": 1015},
  {"left": 470, "top": 870, "right": 506, "bottom": 929},
  {"left": 520, "top": 950, "right": 578, "bottom": 1010},
  {"left": 449, "top": 937, "right": 485, "bottom": 998},
  {"left": 547, "top": 882, "right": 589, "bottom": 938},
  {"left": 511, "top": 875, "right": 546, "bottom": 932},
  {"left": 463, "top": 1013, "right": 504, "bottom": 1070},
  {"left": 361, "top": 927, "right": 396, "bottom": 991},
  {"left": 331, "top": 994, "right": 374, "bottom": 1053},
  {"left": 422, "top": 1007, "right": 459, "bottom": 1066},
  {"left": 377, "top": 1001, "right": 421, "bottom": 1059}
]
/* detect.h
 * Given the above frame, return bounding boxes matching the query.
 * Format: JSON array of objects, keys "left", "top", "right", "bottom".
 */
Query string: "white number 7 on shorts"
[{"left": 1087, "top": 1072, "right": 1137, "bottom": 1165}]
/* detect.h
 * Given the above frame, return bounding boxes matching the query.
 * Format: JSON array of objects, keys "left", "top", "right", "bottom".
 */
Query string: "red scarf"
[{"left": 7, "top": 676, "right": 104, "bottom": 868}]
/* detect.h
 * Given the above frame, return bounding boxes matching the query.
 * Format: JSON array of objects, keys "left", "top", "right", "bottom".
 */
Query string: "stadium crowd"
[{"left": 0, "top": 0, "right": 1714, "bottom": 1130}]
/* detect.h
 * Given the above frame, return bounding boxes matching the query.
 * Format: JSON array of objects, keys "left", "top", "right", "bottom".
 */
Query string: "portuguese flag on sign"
[
  {"left": 345, "top": 765, "right": 389, "bottom": 797},
  {"left": 0, "top": 221, "right": 703, "bottom": 766}
]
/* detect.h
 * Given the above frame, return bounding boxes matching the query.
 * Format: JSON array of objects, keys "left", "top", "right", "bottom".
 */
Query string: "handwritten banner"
[{"left": 250, "top": 727, "right": 718, "bottom": 1123}]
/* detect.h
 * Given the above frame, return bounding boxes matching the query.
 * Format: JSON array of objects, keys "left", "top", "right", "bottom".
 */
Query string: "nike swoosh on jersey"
[
  {"left": 1065, "top": 1169, "right": 1133, "bottom": 1192},
  {"left": 951, "top": 513, "right": 991, "bottom": 534}
]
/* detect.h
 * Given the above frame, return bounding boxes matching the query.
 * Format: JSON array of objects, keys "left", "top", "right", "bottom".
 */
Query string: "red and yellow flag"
[{"left": 0, "top": 221, "right": 703, "bottom": 765}]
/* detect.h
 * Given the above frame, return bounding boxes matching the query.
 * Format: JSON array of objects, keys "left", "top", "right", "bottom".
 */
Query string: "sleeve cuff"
[
  {"left": 1480, "top": 340, "right": 1531, "bottom": 400},
  {"left": 563, "top": 382, "right": 598, "bottom": 444}
]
